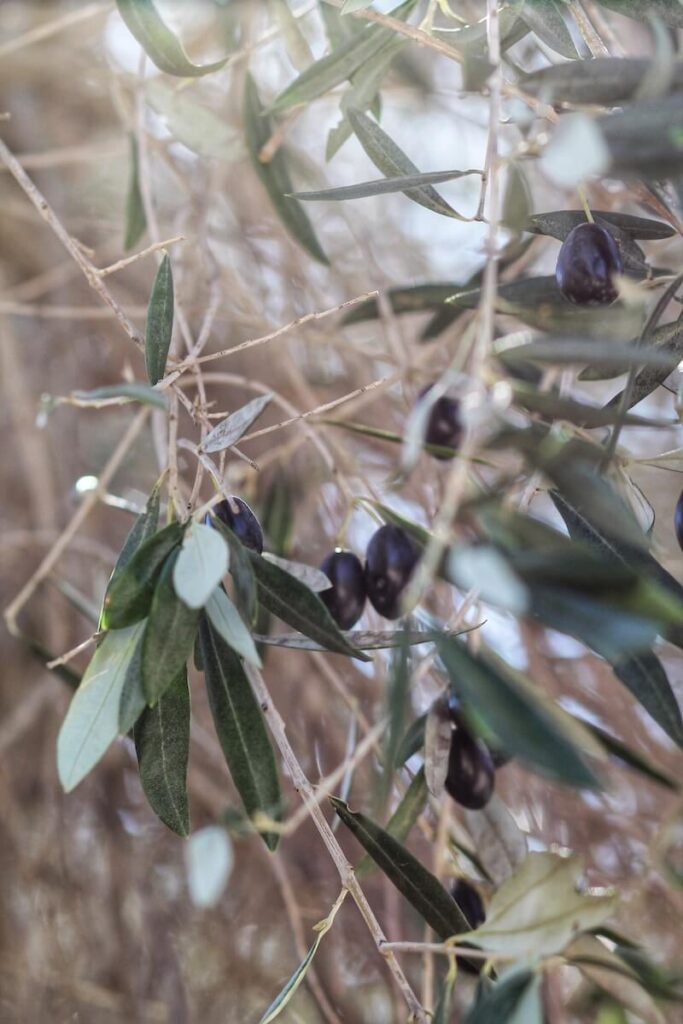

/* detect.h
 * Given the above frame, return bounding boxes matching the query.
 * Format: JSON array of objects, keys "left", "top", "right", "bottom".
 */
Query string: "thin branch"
[{"left": 97, "top": 236, "right": 185, "bottom": 278}]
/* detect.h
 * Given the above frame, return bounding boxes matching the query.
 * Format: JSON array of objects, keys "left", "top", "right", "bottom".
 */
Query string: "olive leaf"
[
  {"left": 185, "top": 826, "right": 234, "bottom": 907},
  {"left": 566, "top": 936, "right": 666, "bottom": 1024},
  {"left": 511, "top": 383, "right": 669, "bottom": 428},
  {"left": 57, "top": 622, "right": 146, "bottom": 792},
  {"left": 291, "top": 168, "right": 480, "bottom": 203},
  {"left": 102, "top": 521, "right": 184, "bottom": 630},
  {"left": 464, "top": 968, "right": 539, "bottom": 1024},
  {"left": 199, "top": 616, "right": 281, "bottom": 850},
  {"left": 267, "top": 0, "right": 417, "bottom": 114},
  {"left": 146, "top": 79, "right": 244, "bottom": 162},
  {"left": 437, "top": 637, "right": 599, "bottom": 788},
  {"left": 432, "top": 964, "right": 457, "bottom": 1024},
  {"left": 612, "top": 653, "right": 683, "bottom": 749},
  {"left": 461, "top": 852, "right": 617, "bottom": 957},
  {"left": 124, "top": 135, "right": 146, "bottom": 251},
  {"left": 269, "top": 0, "right": 313, "bottom": 71},
  {"left": 383, "top": 632, "right": 411, "bottom": 792},
  {"left": 134, "top": 668, "right": 190, "bottom": 837},
  {"left": 144, "top": 254, "right": 174, "bottom": 387},
  {"left": 356, "top": 768, "right": 427, "bottom": 880},
  {"left": 598, "top": 94, "right": 683, "bottom": 177},
  {"left": 464, "top": 795, "right": 528, "bottom": 887},
  {"left": 210, "top": 517, "right": 258, "bottom": 626},
  {"left": 202, "top": 393, "right": 272, "bottom": 454},
  {"left": 243, "top": 74, "right": 329, "bottom": 265},
  {"left": 118, "top": 626, "right": 147, "bottom": 733},
  {"left": 115, "top": 0, "right": 228, "bottom": 77},
  {"left": 173, "top": 522, "right": 229, "bottom": 610},
  {"left": 589, "top": 723, "right": 679, "bottom": 790},
  {"left": 424, "top": 700, "right": 453, "bottom": 797},
  {"left": 341, "top": 282, "right": 469, "bottom": 325},
  {"left": 502, "top": 162, "right": 531, "bottom": 234},
  {"left": 142, "top": 552, "right": 200, "bottom": 703},
  {"left": 347, "top": 108, "right": 469, "bottom": 219},
  {"left": 497, "top": 336, "right": 680, "bottom": 371},
  {"left": 330, "top": 797, "right": 471, "bottom": 938},
  {"left": 580, "top": 318, "right": 682, "bottom": 382},
  {"left": 520, "top": 0, "right": 579, "bottom": 59},
  {"left": 253, "top": 628, "right": 464, "bottom": 651},
  {"left": 262, "top": 554, "right": 331, "bottom": 592},
  {"left": 595, "top": 1, "right": 683, "bottom": 29},
  {"left": 205, "top": 586, "right": 261, "bottom": 668},
  {"left": 71, "top": 382, "right": 168, "bottom": 410},
  {"left": 248, "top": 549, "right": 370, "bottom": 660},
  {"left": 605, "top": 316, "right": 683, "bottom": 410},
  {"left": 524, "top": 58, "right": 683, "bottom": 106},
  {"left": 103, "top": 477, "right": 163, "bottom": 607},
  {"left": 527, "top": 209, "right": 675, "bottom": 241}
]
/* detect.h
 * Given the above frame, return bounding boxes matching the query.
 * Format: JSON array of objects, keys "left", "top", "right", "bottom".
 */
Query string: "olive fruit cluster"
[
  {"left": 555, "top": 221, "right": 623, "bottom": 305},
  {"left": 320, "top": 524, "right": 421, "bottom": 629}
]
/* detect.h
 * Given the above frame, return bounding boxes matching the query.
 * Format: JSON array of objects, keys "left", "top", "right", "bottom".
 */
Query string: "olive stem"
[{"left": 576, "top": 184, "right": 594, "bottom": 224}]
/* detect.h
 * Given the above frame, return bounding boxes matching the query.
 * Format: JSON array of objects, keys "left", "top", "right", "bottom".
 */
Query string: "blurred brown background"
[{"left": 1, "top": 2, "right": 682, "bottom": 1021}]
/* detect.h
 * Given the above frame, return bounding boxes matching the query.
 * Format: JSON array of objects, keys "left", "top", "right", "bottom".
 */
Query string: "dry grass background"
[{"left": 1, "top": 2, "right": 682, "bottom": 1021}]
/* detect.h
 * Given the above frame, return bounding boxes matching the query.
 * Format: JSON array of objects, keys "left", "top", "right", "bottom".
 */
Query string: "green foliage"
[
  {"left": 144, "top": 254, "right": 174, "bottom": 387},
  {"left": 116, "top": 0, "right": 228, "bottom": 76},
  {"left": 134, "top": 669, "right": 191, "bottom": 836}
]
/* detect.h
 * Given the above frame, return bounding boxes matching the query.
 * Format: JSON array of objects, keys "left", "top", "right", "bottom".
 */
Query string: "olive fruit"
[
  {"left": 419, "top": 385, "right": 463, "bottom": 458},
  {"left": 211, "top": 497, "right": 264, "bottom": 553},
  {"left": 319, "top": 550, "right": 366, "bottom": 630},
  {"left": 451, "top": 878, "right": 486, "bottom": 930},
  {"left": 555, "top": 221, "right": 623, "bottom": 305},
  {"left": 364, "top": 524, "right": 420, "bottom": 620},
  {"left": 444, "top": 727, "right": 495, "bottom": 810},
  {"left": 676, "top": 490, "right": 683, "bottom": 551}
]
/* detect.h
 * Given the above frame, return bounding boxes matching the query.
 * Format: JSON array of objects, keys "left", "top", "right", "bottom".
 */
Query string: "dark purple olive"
[
  {"left": 555, "top": 222, "right": 623, "bottom": 305},
  {"left": 211, "top": 497, "right": 264, "bottom": 553},
  {"left": 419, "top": 385, "right": 463, "bottom": 458},
  {"left": 676, "top": 491, "right": 683, "bottom": 551},
  {"left": 451, "top": 878, "right": 486, "bottom": 929},
  {"left": 319, "top": 550, "right": 366, "bottom": 630},
  {"left": 364, "top": 524, "right": 420, "bottom": 620},
  {"left": 444, "top": 728, "right": 495, "bottom": 810}
]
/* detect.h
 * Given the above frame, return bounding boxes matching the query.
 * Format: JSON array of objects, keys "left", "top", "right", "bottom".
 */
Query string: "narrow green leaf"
[
  {"left": 521, "top": 0, "right": 579, "bottom": 59},
  {"left": 605, "top": 318, "right": 683, "bottom": 410},
  {"left": 134, "top": 668, "right": 190, "bottom": 836},
  {"left": 341, "top": 0, "right": 375, "bottom": 11},
  {"left": 57, "top": 623, "right": 146, "bottom": 792},
  {"left": 322, "top": 418, "right": 487, "bottom": 461},
  {"left": 396, "top": 712, "right": 427, "bottom": 765},
  {"left": 202, "top": 393, "right": 272, "bottom": 454},
  {"left": 348, "top": 108, "right": 466, "bottom": 219},
  {"left": 144, "top": 254, "right": 174, "bottom": 386},
  {"left": 243, "top": 74, "right": 329, "bottom": 265},
  {"left": 612, "top": 653, "right": 683, "bottom": 748},
  {"left": 291, "top": 168, "right": 480, "bottom": 203},
  {"left": 464, "top": 968, "right": 537, "bottom": 1024},
  {"left": 124, "top": 135, "right": 146, "bottom": 251},
  {"left": 497, "top": 337, "right": 680, "bottom": 370},
  {"left": 142, "top": 552, "right": 200, "bottom": 703},
  {"left": 330, "top": 797, "right": 471, "bottom": 938},
  {"left": 527, "top": 209, "right": 675, "bottom": 240},
  {"left": 199, "top": 616, "right": 281, "bottom": 849},
  {"left": 107, "top": 478, "right": 163, "bottom": 585},
  {"left": 185, "top": 825, "right": 234, "bottom": 906},
  {"left": 433, "top": 965, "right": 458, "bottom": 1024},
  {"left": 596, "top": 1, "right": 683, "bottom": 29},
  {"left": 502, "top": 161, "right": 531, "bottom": 233},
  {"left": 511, "top": 383, "right": 668, "bottom": 428},
  {"left": 72, "top": 382, "right": 168, "bottom": 410},
  {"left": 437, "top": 637, "right": 599, "bottom": 788},
  {"left": 102, "top": 521, "right": 183, "bottom": 630},
  {"left": 598, "top": 93, "right": 683, "bottom": 177},
  {"left": 269, "top": 0, "right": 314, "bottom": 70},
  {"left": 210, "top": 517, "right": 258, "bottom": 626},
  {"left": 268, "top": 0, "right": 417, "bottom": 113},
  {"left": 206, "top": 586, "right": 261, "bottom": 667},
  {"left": 580, "top": 318, "right": 682, "bottom": 382},
  {"left": 146, "top": 79, "right": 244, "bottom": 162},
  {"left": 248, "top": 550, "right": 370, "bottom": 661},
  {"left": 356, "top": 768, "right": 427, "bottom": 880},
  {"left": 383, "top": 633, "right": 411, "bottom": 793},
  {"left": 115, "top": 0, "right": 228, "bottom": 76},
  {"left": 341, "top": 282, "right": 465, "bottom": 324},
  {"left": 173, "top": 522, "right": 229, "bottom": 610},
  {"left": 118, "top": 625, "right": 146, "bottom": 733},
  {"left": 253, "top": 629, "right": 463, "bottom": 651},
  {"left": 588, "top": 723, "right": 680, "bottom": 790}
]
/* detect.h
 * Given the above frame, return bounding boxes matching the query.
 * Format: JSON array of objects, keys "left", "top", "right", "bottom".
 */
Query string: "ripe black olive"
[
  {"left": 211, "top": 497, "right": 264, "bottom": 553},
  {"left": 419, "top": 385, "right": 463, "bottom": 458},
  {"left": 451, "top": 878, "right": 486, "bottom": 930},
  {"left": 555, "top": 222, "right": 623, "bottom": 305},
  {"left": 319, "top": 550, "right": 366, "bottom": 630},
  {"left": 676, "top": 491, "right": 683, "bottom": 551},
  {"left": 364, "top": 524, "right": 420, "bottom": 620},
  {"left": 444, "top": 728, "right": 495, "bottom": 810}
]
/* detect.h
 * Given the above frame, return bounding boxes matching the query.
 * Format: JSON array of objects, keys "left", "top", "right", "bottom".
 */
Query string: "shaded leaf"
[
  {"left": 248, "top": 550, "right": 370, "bottom": 660},
  {"left": 527, "top": 209, "right": 675, "bottom": 241},
  {"left": 383, "top": 631, "right": 411, "bottom": 791},
  {"left": 437, "top": 637, "right": 599, "bottom": 788},
  {"left": 72, "top": 382, "right": 168, "bottom": 410},
  {"left": 291, "top": 167, "right": 480, "bottom": 203},
  {"left": 173, "top": 522, "right": 229, "bottom": 610},
  {"left": 521, "top": 0, "right": 579, "bottom": 59},
  {"left": 107, "top": 478, "right": 163, "bottom": 584},
  {"left": 118, "top": 625, "right": 146, "bottom": 733},
  {"left": 502, "top": 162, "right": 531, "bottom": 233},
  {"left": 185, "top": 825, "right": 234, "bottom": 907},
  {"left": 124, "top": 135, "right": 146, "bottom": 251},
  {"left": 605, "top": 317, "right": 683, "bottom": 410},
  {"left": 199, "top": 617, "right": 281, "bottom": 849},
  {"left": 464, "top": 795, "right": 528, "bottom": 887},
  {"left": 144, "top": 254, "right": 174, "bottom": 387},
  {"left": 498, "top": 336, "right": 680, "bottom": 371},
  {"left": 330, "top": 797, "right": 471, "bottom": 938},
  {"left": 146, "top": 79, "right": 243, "bottom": 161},
  {"left": 134, "top": 668, "right": 190, "bottom": 836},
  {"left": 589, "top": 723, "right": 680, "bottom": 790},
  {"left": 464, "top": 968, "right": 538, "bottom": 1024},
  {"left": 115, "top": 0, "right": 228, "bottom": 76},
  {"left": 342, "top": 282, "right": 469, "bottom": 325},
  {"left": 356, "top": 768, "right": 427, "bottom": 880},
  {"left": 243, "top": 74, "right": 328, "bottom": 265},
  {"left": 433, "top": 964, "right": 458, "bottom": 1024},
  {"left": 206, "top": 586, "right": 261, "bottom": 667},
  {"left": 348, "top": 108, "right": 467, "bottom": 219},
  {"left": 524, "top": 58, "right": 683, "bottom": 105},
  {"left": 580, "top": 318, "right": 682, "bottom": 382},
  {"left": 596, "top": 1, "right": 683, "bottom": 28},
  {"left": 268, "top": 0, "right": 417, "bottom": 113},
  {"left": 102, "top": 522, "right": 183, "bottom": 630},
  {"left": 599, "top": 94, "right": 683, "bottom": 177},
  {"left": 262, "top": 553, "right": 331, "bottom": 592},
  {"left": 143, "top": 552, "right": 200, "bottom": 703},
  {"left": 424, "top": 700, "right": 453, "bottom": 797},
  {"left": 612, "top": 652, "right": 683, "bottom": 748},
  {"left": 57, "top": 623, "right": 145, "bottom": 792},
  {"left": 396, "top": 712, "right": 427, "bottom": 765},
  {"left": 210, "top": 517, "right": 258, "bottom": 626},
  {"left": 463, "top": 852, "right": 616, "bottom": 956},
  {"left": 322, "top": 418, "right": 485, "bottom": 461},
  {"left": 512, "top": 382, "right": 668, "bottom": 428},
  {"left": 567, "top": 936, "right": 666, "bottom": 1024},
  {"left": 202, "top": 393, "right": 272, "bottom": 454}
]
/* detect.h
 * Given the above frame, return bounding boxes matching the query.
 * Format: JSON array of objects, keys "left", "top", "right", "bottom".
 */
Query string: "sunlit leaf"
[
  {"left": 146, "top": 79, "right": 244, "bottom": 161},
  {"left": 57, "top": 623, "right": 146, "bottom": 792},
  {"left": 144, "top": 254, "right": 174, "bottom": 387},
  {"left": 134, "top": 668, "right": 190, "bottom": 836},
  {"left": 173, "top": 522, "right": 229, "bottom": 610},
  {"left": 462, "top": 852, "right": 616, "bottom": 956},
  {"left": 199, "top": 617, "right": 281, "bottom": 850},
  {"left": 124, "top": 135, "right": 146, "bottom": 251},
  {"left": 243, "top": 74, "right": 329, "bottom": 265},
  {"left": 115, "top": 0, "right": 228, "bottom": 77},
  {"left": 202, "top": 393, "right": 272, "bottom": 454},
  {"left": 269, "top": 0, "right": 313, "bottom": 71}
]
